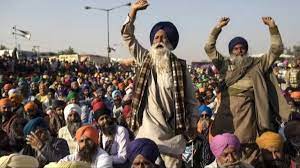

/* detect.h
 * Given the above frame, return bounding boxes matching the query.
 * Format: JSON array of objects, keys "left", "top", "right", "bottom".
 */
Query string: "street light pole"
[{"left": 85, "top": 2, "right": 131, "bottom": 62}]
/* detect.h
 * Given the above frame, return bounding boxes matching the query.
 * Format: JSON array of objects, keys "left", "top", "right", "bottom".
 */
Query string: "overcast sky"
[{"left": 0, "top": 0, "right": 299, "bottom": 63}]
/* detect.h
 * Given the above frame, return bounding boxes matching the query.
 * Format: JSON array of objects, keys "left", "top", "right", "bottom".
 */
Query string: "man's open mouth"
[{"left": 156, "top": 44, "right": 163, "bottom": 48}]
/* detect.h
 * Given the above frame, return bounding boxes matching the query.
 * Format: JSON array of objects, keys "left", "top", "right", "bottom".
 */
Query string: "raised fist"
[
  {"left": 131, "top": 0, "right": 149, "bottom": 11},
  {"left": 262, "top": 17, "right": 276, "bottom": 27},
  {"left": 217, "top": 17, "right": 230, "bottom": 28}
]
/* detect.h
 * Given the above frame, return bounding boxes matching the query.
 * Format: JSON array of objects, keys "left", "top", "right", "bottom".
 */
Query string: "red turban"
[
  {"left": 92, "top": 101, "right": 106, "bottom": 112},
  {"left": 75, "top": 125, "right": 99, "bottom": 145}
]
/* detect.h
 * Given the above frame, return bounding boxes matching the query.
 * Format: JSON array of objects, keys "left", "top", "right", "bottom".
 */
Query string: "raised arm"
[
  {"left": 121, "top": 0, "right": 149, "bottom": 65},
  {"left": 259, "top": 17, "right": 284, "bottom": 72},
  {"left": 204, "top": 17, "right": 229, "bottom": 70}
]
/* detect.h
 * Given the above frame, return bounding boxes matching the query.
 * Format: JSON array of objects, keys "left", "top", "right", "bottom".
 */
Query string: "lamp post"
[{"left": 85, "top": 2, "right": 131, "bottom": 62}]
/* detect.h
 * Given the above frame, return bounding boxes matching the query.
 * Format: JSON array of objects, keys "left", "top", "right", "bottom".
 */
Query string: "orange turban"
[
  {"left": 24, "top": 102, "right": 38, "bottom": 112},
  {"left": 256, "top": 131, "right": 283, "bottom": 150},
  {"left": 75, "top": 125, "right": 99, "bottom": 145},
  {"left": 0, "top": 98, "right": 12, "bottom": 107},
  {"left": 291, "top": 91, "right": 300, "bottom": 99}
]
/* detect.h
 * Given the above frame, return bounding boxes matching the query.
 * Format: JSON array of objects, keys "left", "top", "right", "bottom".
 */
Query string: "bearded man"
[
  {"left": 94, "top": 108, "right": 130, "bottom": 167},
  {"left": 58, "top": 103, "right": 82, "bottom": 154},
  {"left": 21, "top": 117, "right": 69, "bottom": 167},
  {"left": 59, "top": 125, "right": 113, "bottom": 168},
  {"left": 122, "top": 0, "right": 198, "bottom": 167},
  {"left": 204, "top": 17, "right": 290, "bottom": 158},
  {"left": 206, "top": 133, "right": 253, "bottom": 168}
]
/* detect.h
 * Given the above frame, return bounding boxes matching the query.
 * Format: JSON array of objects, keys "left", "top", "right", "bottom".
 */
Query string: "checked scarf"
[{"left": 130, "top": 53, "right": 187, "bottom": 135}]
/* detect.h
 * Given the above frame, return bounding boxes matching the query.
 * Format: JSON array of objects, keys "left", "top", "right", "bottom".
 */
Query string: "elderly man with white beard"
[
  {"left": 121, "top": 0, "right": 198, "bottom": 167},
  {"left": 205, "top": 17, "right": 291, "bottom": 163}
]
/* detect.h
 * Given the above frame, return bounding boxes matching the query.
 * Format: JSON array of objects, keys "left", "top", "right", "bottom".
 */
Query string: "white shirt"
[
  {"left": 58, "top": 126, "right": 79, "bottom": 154},
  {"left": 59, "top": 148, "right": 113, "bottom": 168},
  {"left": 101, "top": 125, "right": 129, "bottom": 164}
]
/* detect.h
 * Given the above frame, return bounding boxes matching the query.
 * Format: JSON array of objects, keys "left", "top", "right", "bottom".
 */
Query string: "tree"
[
  {"left": 58, "top": 46, "right": 77, "bottom": 55},
  {"left": 293, "top": 45, "right": 300, "bottom": 57},
  {"left": 0, "top": 44, "right": 8, "bottom": 50}
]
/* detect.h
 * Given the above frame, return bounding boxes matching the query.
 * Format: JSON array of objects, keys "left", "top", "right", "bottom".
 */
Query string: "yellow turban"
[
  {"left": 256, "top": 131, "right": 284, "bottom": 150},
  {"left": 44, "top": 161, "right": 91, "bottom": 168},
  {"left": 0, "top": 153, "right": 39, "bottom": 168}
]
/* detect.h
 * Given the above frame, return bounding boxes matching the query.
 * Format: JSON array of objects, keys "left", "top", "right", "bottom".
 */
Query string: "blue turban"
[
  {"left": 23, "top": 117, "right": 48, "bottom": 136},
  {"left": 228, "top": 36, "right": 248, "bottom": 54},
  {"left": 150, "top": 22, "right": 179, "bottom": 50},
  {"left": 112, "top": 90, "right": 122, "bottom": 100},
  {"left": 127, "top": 138, "right": 160, "bottom": 164},
  {"left": 198, "top": 105, "right": 212, "bottom": 117}
]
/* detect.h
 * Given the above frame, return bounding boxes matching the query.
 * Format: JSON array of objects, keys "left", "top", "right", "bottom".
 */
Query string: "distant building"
[{"left": 58, "top": 54, "right": 109, "bottom": 65}]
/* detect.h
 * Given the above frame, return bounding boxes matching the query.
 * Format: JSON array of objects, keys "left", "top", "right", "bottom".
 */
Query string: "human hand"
[
  {"left": 262, "top": 17, "right": 276, "bottom": 28},
  {"left": 26, "top": 132, "right": 43, "bottom": 150},
  {"left": 131, "top": 0, "right": 149, "bottom": 11},
  {"left": 217, "top": 17, "right": 230, "bottom": 29}
]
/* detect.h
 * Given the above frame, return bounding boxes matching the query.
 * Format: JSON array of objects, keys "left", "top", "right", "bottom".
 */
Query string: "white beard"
[
  {"left": 229, "top": 54, "right": 248, "bottom": 69},
  {"left": 149, "top": 42, "right": 172, "bottom": 74}
]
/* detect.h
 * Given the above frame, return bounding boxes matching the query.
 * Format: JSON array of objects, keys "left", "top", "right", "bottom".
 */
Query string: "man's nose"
[
  {"left": 228, "top": 154, "right": 234, "bottom": 162},
  {"left": 157, "top": 36, "right": 163, "bottom": 43}
]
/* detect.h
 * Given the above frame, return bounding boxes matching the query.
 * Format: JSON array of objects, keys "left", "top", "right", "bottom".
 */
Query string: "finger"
[{"left": 31, "top": 132, "right": 39, "bottom": 140}]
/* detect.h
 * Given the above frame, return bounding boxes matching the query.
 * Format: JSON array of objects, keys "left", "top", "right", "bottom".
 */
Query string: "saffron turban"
[
  {"left": 0, "top": 154, "right": 39, "bottom": 168},
  {"left": 75, "top": 125, "right": 99, "bottom": 145},
  {"left": 198, "top": 105, "right": 213, "bottom": 117},
  {"left": 210, "top": 133, "right": 240, "bottom": 158},
  {"left": 127, "top": 138, "right": 160, "bottom": 164},
  {"left": 24, "top": 101, "right": 38, "bottom": 112},
  {"left": 23, "top": 117, "right": 48, "bottom": 136},
  {"left": 291, "top": 91, "right": 300, "bottom": 99},
  {"left": 150, "top": 21, "right": 179, "bottom": 50},
  {"left": 64, "top": 104, "right": 82, "bottom": 121},
  {"left": 256, "top": 131, "right": 284, "bottom": 150},
  {"left": 228, "top": 36, "right": 248, "bottom": 53},
  {"left": 0, "top": 98, "right": 12, "bottom": 107}
]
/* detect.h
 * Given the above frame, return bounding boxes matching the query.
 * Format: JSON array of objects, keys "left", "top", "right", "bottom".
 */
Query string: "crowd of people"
[{"left": 1, "top": 0, "right": 300, "bottom": 168}]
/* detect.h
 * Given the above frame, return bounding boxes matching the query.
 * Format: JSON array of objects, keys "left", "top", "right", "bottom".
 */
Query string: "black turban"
[
  {"left": 228, "top": 36, "right": 248, "bottom": 54},
  {"left": 284, "top": 120, "right": 300, "bottom": 141},
  {"left": 150, "top": 22, "right": 179, "bottom": 50}
]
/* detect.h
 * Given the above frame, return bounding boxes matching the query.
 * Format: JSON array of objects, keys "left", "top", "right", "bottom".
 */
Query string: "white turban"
[
  {"left": 0, "top": 153, "right": 39, "bottom": 168},
  {"left": 63, "top": 103, "right": 82, "bottom": 121}
]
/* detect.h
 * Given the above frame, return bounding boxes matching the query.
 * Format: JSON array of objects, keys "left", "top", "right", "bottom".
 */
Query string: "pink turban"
[{"left": 210, "top": 133, "right": 240, "bottom": 158}]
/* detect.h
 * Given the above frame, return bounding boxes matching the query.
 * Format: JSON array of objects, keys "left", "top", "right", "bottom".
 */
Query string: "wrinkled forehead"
[{"left": 154, "top": 29, "right": 167, "bottom": 37}]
